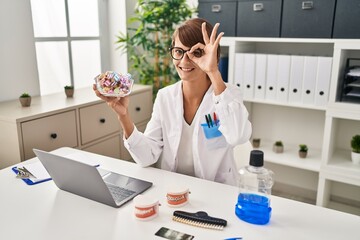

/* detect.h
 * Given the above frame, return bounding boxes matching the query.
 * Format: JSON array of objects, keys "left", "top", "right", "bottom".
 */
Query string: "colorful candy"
[{"left": 94, "top": 71, "right": 134, "bottom": 97}]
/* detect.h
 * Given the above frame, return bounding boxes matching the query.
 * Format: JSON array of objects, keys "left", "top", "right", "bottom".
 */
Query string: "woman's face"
[{"left": 172, "top": 36, "right": 207, "bottom": 83}]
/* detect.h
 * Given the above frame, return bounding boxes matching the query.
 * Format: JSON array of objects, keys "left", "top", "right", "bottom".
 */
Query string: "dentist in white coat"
[{"left": 94, "top": 18, "right": 252, "bottom": 186}]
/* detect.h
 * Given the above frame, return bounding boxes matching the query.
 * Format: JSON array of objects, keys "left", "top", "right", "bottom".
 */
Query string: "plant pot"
[
  {"left": 19, "top": 97, "right": 31, "bottom": 107},
  {"left": 351, "top": 152, "right": 360, "bottom": 164},
  {"left": 273, "top": 145, "right": 283, "bottom": 153},
  {"left": 65, "top": 88, "right": 74, "bottom": 98},
  {"left": 299, "top": 151, "right": 307, "bottom": 158},
  {"left": 252, "top": 139, "right": 261, "bottom": 148}
]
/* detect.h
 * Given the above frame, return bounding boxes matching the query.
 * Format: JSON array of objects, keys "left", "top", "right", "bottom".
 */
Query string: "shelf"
[
  {"left": 323, "top": 149, "right": 360, "bottom": 185},
  {"left": 244, "top": 99, "right": 327, "bottom": 111},
  {"left": 326, "top": 103, "right": 360, "bottom": 120},
  {"left": 327, "top": 201, "right": 360, "bottom": 216},
  {"left": 255, "top": 140, "right": 321, "bottom": 172}
]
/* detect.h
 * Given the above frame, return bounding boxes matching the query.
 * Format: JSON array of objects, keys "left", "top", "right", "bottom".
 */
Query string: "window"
[{"left": 30, "top": 0, "right": 109, "bottom": 95}]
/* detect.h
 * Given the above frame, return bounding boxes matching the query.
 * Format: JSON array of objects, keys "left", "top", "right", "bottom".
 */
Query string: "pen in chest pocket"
[
  {"left": 208, "top": 114, "right": 213, "bottom": 127},
  {"left": 205, "top": 114, "right": 210, "bottom": 128}
]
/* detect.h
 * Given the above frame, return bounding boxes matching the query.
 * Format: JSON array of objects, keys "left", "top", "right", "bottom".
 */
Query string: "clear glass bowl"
[{"left": 94, "top": 71, "right": 134, "bottom": 97}]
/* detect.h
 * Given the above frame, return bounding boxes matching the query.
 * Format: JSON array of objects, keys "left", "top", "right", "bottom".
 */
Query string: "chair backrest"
[{"left": 233, "top": 141, "right": 253, "bottom": 171}]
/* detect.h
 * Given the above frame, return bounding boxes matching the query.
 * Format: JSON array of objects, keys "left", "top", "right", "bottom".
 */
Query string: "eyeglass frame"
[{"left": 169, "top": 47, "right": 203, "bottom": 60}]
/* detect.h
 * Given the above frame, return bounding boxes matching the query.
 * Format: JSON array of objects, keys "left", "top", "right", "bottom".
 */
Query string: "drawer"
[
  {"left": 281, "top": 0, "right": 336, "bottom": 38},
  {"left": 198, "top": 0, "right": 237, "bottom": 37},
  {"left": 128, "top": 90, "right": 153, "bottom": 124},
  {"left": 333, "top": 0, "right": 360, "bottom": 39},
  {"left": 237, "top": 0, "right": 282, "bottom": 37},
  {"left": 82, "top": 135, "right": 121, "bottom": 159},
  {"left": 21, "top": 110, "right": 77, "bottom": 160},
  {"left": 80, "top": 102, "right": 120, "bottom": 145}
]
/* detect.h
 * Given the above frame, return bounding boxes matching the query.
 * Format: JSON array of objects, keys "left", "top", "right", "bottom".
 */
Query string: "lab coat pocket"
[{"left": 201, "top": 121, "right": 227, "bottom": 150}]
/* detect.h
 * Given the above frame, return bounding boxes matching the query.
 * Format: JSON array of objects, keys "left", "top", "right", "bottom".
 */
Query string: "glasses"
[{"left": 169, "top": 47, "right": 203, "bottom": 60}]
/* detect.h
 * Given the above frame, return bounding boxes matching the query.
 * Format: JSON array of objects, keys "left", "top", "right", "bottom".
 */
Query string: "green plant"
[
  {"left": 351, "top": 135, "right": 360, "bottom": 153},
  {"left": 274, "top": 141, "right": 283, "bottom": 147},
  {"left": 20, "top": 93, "right": 31, "bottom": 98},
  {"left": 64, "top": 85, "right": 74, "bottom": 89},
  {"left": 299, "top": 144, "right": 308, "bottom": 152},
  {"left": 116, "top": 0, "right": 196, "bottom": 97}
]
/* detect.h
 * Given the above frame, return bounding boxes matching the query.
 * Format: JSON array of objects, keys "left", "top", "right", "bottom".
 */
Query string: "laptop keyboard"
[{"left": 107, "top": 184, "right": 136, "bottom": 203}]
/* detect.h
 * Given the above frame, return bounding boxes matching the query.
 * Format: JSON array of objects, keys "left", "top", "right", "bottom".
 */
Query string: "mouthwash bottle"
[{"left": 235, "top": 150, "right": 274, "bottom": 225}]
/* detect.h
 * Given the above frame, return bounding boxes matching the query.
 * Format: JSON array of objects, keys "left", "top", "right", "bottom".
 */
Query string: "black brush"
[{"left": 172, "top": 210, "right": 227, "bottom": 230}]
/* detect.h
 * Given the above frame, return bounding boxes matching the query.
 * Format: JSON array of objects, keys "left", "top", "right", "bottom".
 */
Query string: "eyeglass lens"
[{"left": 170, "top": 47, "right": 203, "bottom": 60}]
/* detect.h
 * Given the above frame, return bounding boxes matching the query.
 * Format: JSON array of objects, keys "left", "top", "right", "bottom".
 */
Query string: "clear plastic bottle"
[{"left": 235, "top": 150, "right": 274, "bottom": 225}]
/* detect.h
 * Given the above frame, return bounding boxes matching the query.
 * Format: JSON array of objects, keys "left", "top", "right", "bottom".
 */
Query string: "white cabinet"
[
  {"left": 222, "top": 37, "right": 360, "bottom": 215},
  {"left": 0, "top": 84, "right": 153, "bottom": 169}
]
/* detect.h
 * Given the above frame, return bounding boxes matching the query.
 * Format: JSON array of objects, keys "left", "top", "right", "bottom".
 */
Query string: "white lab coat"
[{"left": 124, "top": 81, "right": 252, "bottom": 185}]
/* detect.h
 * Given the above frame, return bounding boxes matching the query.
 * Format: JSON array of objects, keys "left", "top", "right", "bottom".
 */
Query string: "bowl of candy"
[{"left": 94, "top": 71, "right": 134, "bottom": 97}]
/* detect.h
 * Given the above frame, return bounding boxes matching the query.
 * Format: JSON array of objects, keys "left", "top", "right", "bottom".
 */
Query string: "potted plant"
[
  {"left": 116, "top": 0, "right": 196, "bottom": 97},
  {"left": 299, "top": 144, "right": 308, "bottom": 158},
  {"left": 351, "top": 135, "right": 360, "bottom": 164},
  {"left": 64, "top": 85, "right": 74, "bottom": 98},
  {"left": 19, "top": 93, "right": 31, "bottom": 107},
  {"left": 273, "top": 141, "right": 284, "bottom": 153},
  {"left": 252, "top": 138, "right": 261, "bottom": 148}
]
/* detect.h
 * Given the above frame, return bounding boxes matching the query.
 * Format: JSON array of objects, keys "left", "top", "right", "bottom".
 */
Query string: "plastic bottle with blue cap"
[{"left": 235, "top": 150, "right": 274, "bottom": 225}]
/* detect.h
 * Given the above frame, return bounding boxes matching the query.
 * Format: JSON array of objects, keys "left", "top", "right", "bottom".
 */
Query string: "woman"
[{"left": 94, "top": 18, "right": 252, "bottom": 185}]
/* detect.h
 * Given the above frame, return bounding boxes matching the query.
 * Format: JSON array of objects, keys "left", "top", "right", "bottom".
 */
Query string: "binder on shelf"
[
  {"left": 265, "top": 54, "right": 278, "bottom": 101},
  {"left": 314, "top": 57, "right": 332, "bottom": 106},
  {"left": 302, "top": 56, "right": 318, "bottom": 105},
  {"left": 243, "top": 53, "right": 256, "bottom": 99},
  {"left": 276, "top": 55, "right": 291, "bottom": 102},
  {"left": 288, "top": 55, "right": 305, "bottom": 104},
  {"left": 254, "top": 54, "right": 267, "bottom": 100},
  {"left": 234, "top": 53, "right": 246, "bottom": 94},
  {"left": 218, "top": 56, "right": 229, "bottom": 82}
]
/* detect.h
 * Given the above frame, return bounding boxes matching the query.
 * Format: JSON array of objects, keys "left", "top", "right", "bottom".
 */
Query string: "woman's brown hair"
[{"left": 171, "top": 18, "right": 221, "bottom": 63}]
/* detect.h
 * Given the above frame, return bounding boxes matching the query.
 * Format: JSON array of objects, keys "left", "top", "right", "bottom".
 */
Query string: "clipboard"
[{"left": 12, "top": 166, "right": 51, "bottom": 185}]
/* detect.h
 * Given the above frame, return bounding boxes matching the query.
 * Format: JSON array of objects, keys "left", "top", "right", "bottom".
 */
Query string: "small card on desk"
[{"left": 155, "top": 227, "right": 194, "bottom": 240}]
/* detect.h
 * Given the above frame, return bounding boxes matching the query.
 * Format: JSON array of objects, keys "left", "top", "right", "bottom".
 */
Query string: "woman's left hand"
[{"left": 187, "top": 22, "right": 224, "bottom": 75}]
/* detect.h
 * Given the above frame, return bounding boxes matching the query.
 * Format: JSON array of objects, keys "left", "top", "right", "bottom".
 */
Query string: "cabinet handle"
[
  {"left": 302, "top": 1, "right": 313, "bottom": 10},
  {"left": 211, "top": 4, "right": 221, "bottom": 13},
  {"left": 253, "top": 3, "right": 264, "bottom": 12},
  {"left": 135, "top": 107, "right": 141, "bottom": 112},
  {"left": 100, "top": 118, "right": 106, "bottom": 123},
  {"left": 50, "top": 133, "right": 57, "bottom": 139}
]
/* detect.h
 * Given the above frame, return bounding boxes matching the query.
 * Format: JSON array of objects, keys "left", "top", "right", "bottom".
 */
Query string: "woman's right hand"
[{"left": 93, "top": 84, "right": 130, "bottom": 118}]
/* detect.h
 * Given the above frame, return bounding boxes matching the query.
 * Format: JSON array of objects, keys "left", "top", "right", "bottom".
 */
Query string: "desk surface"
[{"left": 0, "top": 147, "right": 359, "bottom": 240}]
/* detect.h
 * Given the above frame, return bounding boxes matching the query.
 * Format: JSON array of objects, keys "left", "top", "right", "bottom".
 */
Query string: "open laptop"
[{"left": 33, "top": 149, "right": 152, "bottom": 208}]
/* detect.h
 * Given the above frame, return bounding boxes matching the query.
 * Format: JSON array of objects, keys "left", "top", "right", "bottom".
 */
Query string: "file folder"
[
  {"left": 234, "top": 53, "right": 246, "bottom": 94},
  {"left": 254, "top": 54, "right": 267, "bottom": 100},
  {"left": 276, "top": 55, "right": 291, "bottom": 102},
  {"left": 288, "top": 55, "right": 305, "bottom": 104},
  {"left": 265, "top": 54, "right": 278, "bottom": 101},
  {"left": 243, "top": 53, "right": 256, "bottom": 99},
  {"left": 302, "top": 56, "right": 318, "bottom": 105},
  {"left": 314, "top": 57, "right": 332, "bottom": 106}
]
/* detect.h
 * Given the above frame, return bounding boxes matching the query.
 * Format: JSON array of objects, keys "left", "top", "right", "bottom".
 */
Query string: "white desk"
[{"left": 0, "top": 147, "right": 359, "bottom": 240}]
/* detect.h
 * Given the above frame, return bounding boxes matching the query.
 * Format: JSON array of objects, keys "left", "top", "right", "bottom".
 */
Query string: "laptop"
[{"left": 33, "top": 149, "right": 153, "bottom": 208}]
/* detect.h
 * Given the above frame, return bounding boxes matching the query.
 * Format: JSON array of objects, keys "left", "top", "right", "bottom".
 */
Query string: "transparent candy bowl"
[{"left": 94, "top": 71, "right": 134, "bottom": 97}]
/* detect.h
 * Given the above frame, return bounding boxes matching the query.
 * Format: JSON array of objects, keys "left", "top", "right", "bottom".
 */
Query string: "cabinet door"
[
  {"left": 82, "top": 135, "right": 121, "bottom": 159},
  {"left": 198, "top": 1, "right": 237, "bottom": 37},
  {"left": 21, "top": 110, "right": 77, "bottom": 160},
  {"left": 281, "top": 0, "right": 336, "bottom": 38},
  {"left": 128, "top": 90, "right": 153, "bottom": 124},
  {"left": 79, "top": 102, "right": 120, "bottom": 145}
]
